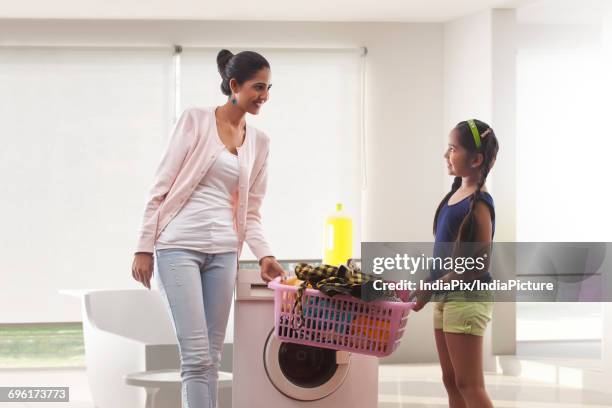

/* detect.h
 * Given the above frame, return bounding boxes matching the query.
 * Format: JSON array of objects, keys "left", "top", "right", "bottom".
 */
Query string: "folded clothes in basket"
[{"left": 291, "top": 259, "right": 403, "bottom": 328}]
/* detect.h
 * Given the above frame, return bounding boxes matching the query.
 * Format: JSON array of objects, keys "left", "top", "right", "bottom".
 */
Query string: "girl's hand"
[
  {"left": 408, "top": 288, "right": 433, "bottom": 312},
  {"left": 259, "top": 256, "right": 287, "bottom": 283},
  {"left": 132, "top": 253, "right": 154, "bottom": 289}
]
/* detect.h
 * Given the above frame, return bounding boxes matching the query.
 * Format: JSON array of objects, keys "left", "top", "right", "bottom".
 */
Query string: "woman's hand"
[
  {"left": 259, "top": 256, "right": 287, "bottom": 283},
  {"left": 132, "top": 253, "right": 154, "bottom": 289},
  {"left": 407, "top": 288, "right": 433, "bottom": 312}
]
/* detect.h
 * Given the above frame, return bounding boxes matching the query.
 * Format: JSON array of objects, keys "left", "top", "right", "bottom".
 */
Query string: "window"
[
  {"left": 0, "top": 46, "right": 173, "bottom": 323},
  {"left": 516, "top": 50, "right": 607, "bottom": 344}
]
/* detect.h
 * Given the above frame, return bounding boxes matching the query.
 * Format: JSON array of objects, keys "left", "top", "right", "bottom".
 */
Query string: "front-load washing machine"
[{"left": 233, "top": 268, "right": 379, "bottom": 408}]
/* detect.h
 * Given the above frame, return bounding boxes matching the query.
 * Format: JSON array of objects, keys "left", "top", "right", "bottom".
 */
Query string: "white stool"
[{"left": 124, "top": 369, "right": 233, "bottom": 408}]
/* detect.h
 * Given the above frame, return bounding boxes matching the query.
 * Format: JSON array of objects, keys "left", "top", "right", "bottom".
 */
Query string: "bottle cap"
[{"left": 336, "top": 203, "right": 343, "bottom": 212}]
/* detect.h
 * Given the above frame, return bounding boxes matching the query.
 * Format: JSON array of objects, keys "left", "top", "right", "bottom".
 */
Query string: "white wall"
[
  {"left": 444, "top": 10, "right": 493, "bottom": 134},
  {"left": 443, "top": 9, "right": 517, "bottom": 245},
  {"left": 405, "top": 9, "right": 502, "bottom": 366},
  {"left": 428, "top": 9, "right": 517, "bottom": 365},
  {"left": 385, "top": 9, "right": 519, "bottom": 364},
  {"left": 490, "top": 9, "right": 518, "bottom": 358},
  {"left": 379, "top": 13, "right": 490, "bottom": 364},
  {"left": 0, "top": 20, "right": 445, "bottom": 340}
]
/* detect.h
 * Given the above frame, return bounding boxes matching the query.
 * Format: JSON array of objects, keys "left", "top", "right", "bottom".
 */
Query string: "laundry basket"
[{"left": 267, "top": 276, "right": 415, "bottom": 357}]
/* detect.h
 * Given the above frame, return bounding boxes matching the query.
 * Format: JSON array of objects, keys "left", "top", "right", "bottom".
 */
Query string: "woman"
[{"left": 131, "top": 49, "right": 286, "bottom": 408}]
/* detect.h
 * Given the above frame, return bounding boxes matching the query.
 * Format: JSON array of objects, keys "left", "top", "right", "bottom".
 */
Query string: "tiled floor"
[
  {"left": 2, "top": 362, "right": 612, "bottom": 408},
  {"left": 378, "top": 364, "right": 612, "bottom": 408}
]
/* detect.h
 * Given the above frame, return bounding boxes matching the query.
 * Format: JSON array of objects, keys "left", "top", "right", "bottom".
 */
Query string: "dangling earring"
[{"left": 231, "top": 94, "right": 237, "bottom": 105}]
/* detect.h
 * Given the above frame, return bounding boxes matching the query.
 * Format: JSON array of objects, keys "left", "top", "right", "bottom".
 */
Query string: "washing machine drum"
[{"left": 263, "top": 328, "right": 351, "bottom": 401}]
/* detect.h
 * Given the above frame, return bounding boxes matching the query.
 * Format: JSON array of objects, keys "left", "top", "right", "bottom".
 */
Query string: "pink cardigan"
[{"left": 135, "top": 106, "right": 274, "bottom": 261}]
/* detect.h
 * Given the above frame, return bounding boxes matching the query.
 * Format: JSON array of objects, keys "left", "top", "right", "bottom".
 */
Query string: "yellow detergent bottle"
[{"left": 323, "top": 203, "right": 353, "bottom": 266}]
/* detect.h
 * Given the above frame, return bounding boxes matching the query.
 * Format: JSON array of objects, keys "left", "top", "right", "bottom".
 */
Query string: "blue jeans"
[{"left": 154, "top": 248, "right": 237, "bottom": 408}]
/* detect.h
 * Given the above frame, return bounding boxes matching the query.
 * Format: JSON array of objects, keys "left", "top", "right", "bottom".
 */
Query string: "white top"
[{"left": 156, "top": 148, "right": 240, "bottom": 253}]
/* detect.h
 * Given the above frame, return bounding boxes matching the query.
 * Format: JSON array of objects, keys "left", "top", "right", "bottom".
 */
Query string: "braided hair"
[{"left": 433, "top": 119, "right": 499, "bottom": 243}]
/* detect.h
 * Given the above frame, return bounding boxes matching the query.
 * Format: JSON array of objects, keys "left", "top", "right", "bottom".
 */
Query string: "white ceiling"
[
  {"left": 0, "top": 0, "right": 537, "bottom": 22},
  {"left": 517, "top": 0, "right": 606, "bottom": 24}
]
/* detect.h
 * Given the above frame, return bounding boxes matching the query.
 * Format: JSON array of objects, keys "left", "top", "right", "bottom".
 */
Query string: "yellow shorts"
[{"left": 432, "top": 290, "right": 494, "bottom": 336}]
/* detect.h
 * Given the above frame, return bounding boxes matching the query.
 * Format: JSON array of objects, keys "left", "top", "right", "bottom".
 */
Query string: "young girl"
[{"left": 410, "top": 119, "right": 499, "bottom": 408}]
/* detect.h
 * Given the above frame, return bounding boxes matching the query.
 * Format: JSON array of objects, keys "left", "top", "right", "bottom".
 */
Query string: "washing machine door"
[{"left": 263, "top": 328, "right": 350, "bottom": 401}]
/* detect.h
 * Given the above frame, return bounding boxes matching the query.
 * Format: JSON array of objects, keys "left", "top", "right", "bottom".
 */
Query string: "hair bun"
[{"left": 216, "top": 49, "right": 234, "bottom": 75}]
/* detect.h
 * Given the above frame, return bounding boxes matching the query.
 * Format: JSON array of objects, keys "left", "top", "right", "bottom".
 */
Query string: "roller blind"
[
  {"left": 0, "top": 46, "right": 362, "bottom": 325},
  {"left": 0, "top": 47, "right": 173, "bottom": 322}
]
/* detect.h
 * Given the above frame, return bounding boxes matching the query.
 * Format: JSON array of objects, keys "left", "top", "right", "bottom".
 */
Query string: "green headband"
[{"left": 467, "top": 119, "right": 481, "bottom": 149}]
